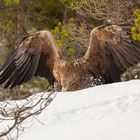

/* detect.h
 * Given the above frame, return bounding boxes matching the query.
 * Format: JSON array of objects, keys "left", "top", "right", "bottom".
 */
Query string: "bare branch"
[
  {"left": 0, "top": 91, "right": 57, "bottom": 140},
  {"left": 71, "top": 0, "right": 136, "bottom": 24}
]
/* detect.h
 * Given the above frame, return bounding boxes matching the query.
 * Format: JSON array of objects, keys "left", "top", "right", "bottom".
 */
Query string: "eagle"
[{"left": 0, "top": 24, "right": 140, "bottom": 91}]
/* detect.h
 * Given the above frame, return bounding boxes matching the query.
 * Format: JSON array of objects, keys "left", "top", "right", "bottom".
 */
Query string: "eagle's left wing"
[{"left": 85, "top": 24, "right": 140, "bottom": 83}]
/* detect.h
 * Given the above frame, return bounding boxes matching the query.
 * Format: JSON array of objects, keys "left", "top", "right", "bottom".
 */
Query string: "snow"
[{"left": 7, "top": 80, "right": 140, "bottom": 139}]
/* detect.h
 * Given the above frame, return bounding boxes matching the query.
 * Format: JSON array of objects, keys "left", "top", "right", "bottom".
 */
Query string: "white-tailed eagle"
[{"left": 0, "top": 24, "right": 140, "bottom": 91}]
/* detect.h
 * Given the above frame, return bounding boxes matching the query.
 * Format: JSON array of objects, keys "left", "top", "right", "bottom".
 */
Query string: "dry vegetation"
[{"left": 70, "top": 0, "right": 137, "bottom": 24}]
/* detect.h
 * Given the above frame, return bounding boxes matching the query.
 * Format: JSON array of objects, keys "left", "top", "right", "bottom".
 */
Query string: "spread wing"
[
  {"left": 0, "top": 31, "right": 59, "bottom": 88},
  {"left": 85, "top": 24, "right": 140, "bottom": 83}
]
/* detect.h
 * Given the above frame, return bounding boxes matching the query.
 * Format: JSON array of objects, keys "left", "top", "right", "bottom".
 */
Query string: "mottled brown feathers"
[
  {"left": 0, "top": 31, "right": 58, "bottom": 88},
  {"left": 85, "top": 25, "right": 140, "bottom": 83},
  {"left": 0, "top": 25, "right": 140, "bottom": 91}
]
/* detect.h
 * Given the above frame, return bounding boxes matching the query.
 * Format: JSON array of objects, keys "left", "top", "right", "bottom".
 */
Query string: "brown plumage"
[{"left": 0, "top": 24, "right": 140, "bottom": 91}]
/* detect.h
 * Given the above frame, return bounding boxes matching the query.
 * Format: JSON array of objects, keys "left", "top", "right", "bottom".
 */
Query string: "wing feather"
[
  {"left": 107, "top": 44, "right": 125, "bottom": 69},
  {"left": 10, "top": 57, "right": 31, "bottom": 88},
  {"left": 21, "top": 54, "right": 41, "bottom": 83},
  {"left": 0, "top": 62, "right": 16, "bottom": 84},
  {"left": 16, "top": 58, "right": 32, "bottom": 85}
]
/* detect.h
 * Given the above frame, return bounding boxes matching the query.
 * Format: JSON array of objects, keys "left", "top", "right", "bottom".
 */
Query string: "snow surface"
[{"left": 18, "top": 80, "right": 140, "bottom": 140}]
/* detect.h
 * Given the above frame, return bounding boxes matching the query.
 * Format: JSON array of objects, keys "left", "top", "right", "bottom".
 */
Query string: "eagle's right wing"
[{"left": 0, "top": 31, "right": 60, "bottom": 88}]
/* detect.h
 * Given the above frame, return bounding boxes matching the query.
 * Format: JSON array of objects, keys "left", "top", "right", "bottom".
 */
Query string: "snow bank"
[{"left": 18, "top": 80, "right": 140, "bottom": 140}]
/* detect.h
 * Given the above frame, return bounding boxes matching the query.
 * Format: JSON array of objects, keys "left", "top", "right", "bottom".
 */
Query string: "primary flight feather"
[{"left": 0, "top": 24, "right": 140, "bottom": 91}]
